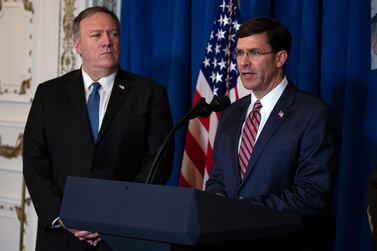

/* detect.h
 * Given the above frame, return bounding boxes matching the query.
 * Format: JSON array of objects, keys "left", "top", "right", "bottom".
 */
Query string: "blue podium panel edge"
[{"left": 60, "top": 176, "right": 300, "bottom": 246}]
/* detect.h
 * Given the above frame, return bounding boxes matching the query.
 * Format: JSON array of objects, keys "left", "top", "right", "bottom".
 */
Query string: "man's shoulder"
[
  {"left": 283, "top": 82, "right": 329, "bottom": 111},
  {"left": 117, "top": 69, "right": 166, "bottom": 91},
  {"left": 38, "top": 69, "right": 81, "bottom": 89},
  {"left": 294, "top": 86, "right": 329, "bottom": 109}
]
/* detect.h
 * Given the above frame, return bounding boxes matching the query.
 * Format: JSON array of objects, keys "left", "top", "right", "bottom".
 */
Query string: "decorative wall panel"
[{"left": 0, "top": 0, "right": 35, "bottom": 103}]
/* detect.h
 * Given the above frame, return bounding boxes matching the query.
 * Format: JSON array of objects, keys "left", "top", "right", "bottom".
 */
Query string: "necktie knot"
[
  {"left": 253, "top": 100, "right": 262, "bottom": 111},
  {"left": 91, "top": 82, "right": 101, "bottom": 92}
]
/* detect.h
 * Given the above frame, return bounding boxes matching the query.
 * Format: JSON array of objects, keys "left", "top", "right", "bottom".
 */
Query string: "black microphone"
[
  {"left": 188, "top": 96, "right": 230, "bottom": 119},
  {"left": 145, "top": 96, "right": 230, "bottom": 184},
  {"left": 209, "top": 95, "right": 231, "bottom": 112},
  {"left": 187, "top": 97, "right": 212, "bottom": 119}
]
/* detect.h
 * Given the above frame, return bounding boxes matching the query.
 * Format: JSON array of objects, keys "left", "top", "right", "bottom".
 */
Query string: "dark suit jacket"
[
  {"left": 23, "top": 68, "right": 173, "bottom": 251},
  {"left": 369, "top": 166, "right": 377, "bottom": 251},
  {"left": 206, "top": 82, "right": 337, "bottom": 250}
]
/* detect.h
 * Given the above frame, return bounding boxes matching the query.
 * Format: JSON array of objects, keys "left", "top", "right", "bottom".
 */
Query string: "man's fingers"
[
  {"left": 91, "top": 237, "right": 102, "bottom": 246},
  {"left": 75, "top": 230, "right": 100, "bottom": 240}
]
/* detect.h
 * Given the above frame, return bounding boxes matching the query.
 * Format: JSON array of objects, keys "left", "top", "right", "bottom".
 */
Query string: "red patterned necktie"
[{"left": 239, "top": 100, "right": 262, "bottom": 179}]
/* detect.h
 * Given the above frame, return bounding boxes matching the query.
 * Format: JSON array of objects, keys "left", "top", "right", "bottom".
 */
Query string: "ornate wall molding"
[
  {"left": 91, "top": 0, "right": 118, "bottom": 13},
  {"left": 0, "top": 0, "right": 34, "bottom": 102},
  {"left": 58, "top": 0, "right": 77, "bottom": 75},
  {"left": 0, "top": 133, "right": 23, "bottom": 159},
  {"left": 22, "top": 0, "right": 34, "bottom": 14},
  {"left": 0, "top": 0, "right": 35, "bottom": 14}
]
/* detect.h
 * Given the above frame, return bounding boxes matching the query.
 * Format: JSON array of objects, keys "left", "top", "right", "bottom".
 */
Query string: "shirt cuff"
[{"left": 51, "top": 217, "right": 62, "bottom": 229}]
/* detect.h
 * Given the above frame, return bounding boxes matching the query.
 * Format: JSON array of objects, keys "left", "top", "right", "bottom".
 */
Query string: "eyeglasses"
[{"left": 232, "top": 48, "right": 275, "bottom": 60}]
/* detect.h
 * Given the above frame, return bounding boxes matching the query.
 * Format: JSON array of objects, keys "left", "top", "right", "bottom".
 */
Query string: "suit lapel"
[
  {"left": 97, "top": 70, "right": 132, "bottom": 140},
  {"left": 65, "top": 70, "right": 93, "bottom": 142},
  {"left": 241, "top": 83, "right": 296, "bottom": 184}
]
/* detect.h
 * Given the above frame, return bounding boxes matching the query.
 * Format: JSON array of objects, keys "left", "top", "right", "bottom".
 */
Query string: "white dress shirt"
[
  {"left": 82, "top": 69, "right": 116, "bottom": 131},
  {"left": 238, "top": 76, "right": 288, "bottom": 153}
]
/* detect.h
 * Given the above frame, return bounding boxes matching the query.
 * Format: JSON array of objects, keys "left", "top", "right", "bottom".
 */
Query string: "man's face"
[
  {"left": 236, "top": 32, "right": 286, "bottom": 98},
  {"left": 74, "top": 12, "right": 120, "bottom": 78}
]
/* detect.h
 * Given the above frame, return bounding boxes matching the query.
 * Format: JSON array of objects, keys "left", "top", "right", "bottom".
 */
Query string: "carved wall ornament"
[
  {"left": 22, "top": 0, "right": 34, "bottom": 14},
  {"left": 58, "top": 0, "right": 76, "bottom": 75},
  {"left": 92, "top": 0, "right": 118, "bottom": 12},
  {"left": 0, "top": 133, "right": 23, "bottom": 159},
  {"left": 19, "top": 78, "right": 31, "bottom": 95},
  {"left": 16, "top": 180, "right": 31, "bottom": 251},
  {"left": 0, "top": 0, "right": 34, "bottom": 14}
]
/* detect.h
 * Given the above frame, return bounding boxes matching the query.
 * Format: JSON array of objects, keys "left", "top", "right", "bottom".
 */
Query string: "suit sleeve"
[
  {"left": 205, "top": 112, "right": 228, "bottom": 195},
  {"left": 23, "top": 85, "right": 63, "bottom": 230},
  {"left": 134, "top": 86, "right": 174, "bottom": 184},
  {"left": 248, "top": 106, "right": 337, "bottom": 215}
]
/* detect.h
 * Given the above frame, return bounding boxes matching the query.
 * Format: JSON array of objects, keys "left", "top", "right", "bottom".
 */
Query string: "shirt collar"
[
  {"left": 251, "top": 76, "right": 288, "bottom": 110},
  {"left": 82, "top": 68, "right": 117, "bottom": 93}
]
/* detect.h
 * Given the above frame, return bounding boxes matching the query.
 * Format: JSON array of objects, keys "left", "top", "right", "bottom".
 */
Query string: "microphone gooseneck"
[{"left": 145, "top": 96, "right": 230, "bottom": 184}]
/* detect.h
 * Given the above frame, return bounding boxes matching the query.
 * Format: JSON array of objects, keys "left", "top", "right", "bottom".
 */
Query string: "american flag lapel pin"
[
  {"left": 278, "top": 110, "right": 284, "bottom": 118},
  {"left": 118, "top": 84, "right": 125, "bottom": 90}
]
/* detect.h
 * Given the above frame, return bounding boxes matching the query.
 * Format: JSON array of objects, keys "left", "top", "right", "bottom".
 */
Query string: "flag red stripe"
[
  {"left": 184, "top": 131, "right": 206, "bottom": 176},
  {"left": 179, "top": 0, "right": 242, "bottom": 190}
]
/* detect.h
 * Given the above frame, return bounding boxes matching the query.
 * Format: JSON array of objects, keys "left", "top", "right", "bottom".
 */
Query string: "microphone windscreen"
[{"left": 210, "top": 96, "right": 231, "bottom": 112}]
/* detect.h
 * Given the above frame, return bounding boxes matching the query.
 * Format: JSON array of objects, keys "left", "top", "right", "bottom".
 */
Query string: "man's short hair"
[
  {"left": 237, "top": 17, "right": 292, "bottom": 53},
  {"left": 73, "top": 6, "right": 120, "bottom": 40}
]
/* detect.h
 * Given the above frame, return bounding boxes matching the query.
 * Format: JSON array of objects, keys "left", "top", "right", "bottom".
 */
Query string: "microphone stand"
[{"left": 145, "top": 98, "right": 210, "bottom": 184}]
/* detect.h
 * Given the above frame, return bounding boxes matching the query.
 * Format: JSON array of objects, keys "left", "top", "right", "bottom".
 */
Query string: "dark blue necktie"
[{"left": 88, "top": 82, "right": 101, "bottom": 142}]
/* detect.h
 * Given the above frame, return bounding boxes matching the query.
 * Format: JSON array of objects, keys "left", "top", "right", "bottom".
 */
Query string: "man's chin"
[
  {"left": 240, "top": 79, "right": 256, "bottom": 90},
  {"left": 98, "top": 61, "right": 118, "bottom": 70}
]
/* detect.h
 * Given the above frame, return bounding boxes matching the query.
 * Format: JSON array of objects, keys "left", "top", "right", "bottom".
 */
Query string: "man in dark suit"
[
  {"left": 23, "top": 6, "right": 173, "bottom": 251},
  {"left": 206, "top": 17, "right": 337, "bottom": 250}
]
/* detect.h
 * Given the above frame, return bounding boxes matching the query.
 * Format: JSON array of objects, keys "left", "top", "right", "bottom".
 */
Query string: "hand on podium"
[{"left": 58, "top": 218, "right": 102, "bottom": 246}]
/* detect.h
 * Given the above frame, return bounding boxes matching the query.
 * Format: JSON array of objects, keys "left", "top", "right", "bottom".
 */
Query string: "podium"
[{"left": 60, "top": 177, "right": 300, "bottom": 251}]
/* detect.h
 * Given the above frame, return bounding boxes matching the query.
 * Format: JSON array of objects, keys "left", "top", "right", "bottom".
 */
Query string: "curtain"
[{"left": 120, "top": 0, "right": 377, "bottom": 250}]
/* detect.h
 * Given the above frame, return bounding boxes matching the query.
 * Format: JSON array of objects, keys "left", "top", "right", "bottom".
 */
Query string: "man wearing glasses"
[{"left": 206, "top": 17, "right": 337, "bottom": 250}]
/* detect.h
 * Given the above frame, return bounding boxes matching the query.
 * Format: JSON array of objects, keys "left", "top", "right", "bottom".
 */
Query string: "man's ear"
[
  {"left": 275, "top": 50, "right": 288, "bottom": 68},
  {"left": 73, "top": 39, "right": 81, "bottom": 55}
]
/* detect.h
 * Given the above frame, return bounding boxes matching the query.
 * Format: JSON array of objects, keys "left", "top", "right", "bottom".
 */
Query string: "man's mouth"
[{"left": 241, "top": 72, "right": 255, "bottom": 78}]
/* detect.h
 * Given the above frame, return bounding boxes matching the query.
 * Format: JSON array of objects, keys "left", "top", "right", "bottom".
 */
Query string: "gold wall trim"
[
  {"left": 19, "top": 78, "right": 31, "bottom": 95},
  {"left": 16, "top": 180, "right": 31, "bottom": 251},
  {"left": 0, "top": 0, "right": 34, "bottom": 14},
  {"left": 0, "top": 133, "right": 23, "bottom": 159},
  {"left": 93, "top": 0, "right": 118, "bottom": 12},
  {"left": 59, "top": 0, "right": 76, "bottom": 75},
  {"left": 22, "top": 0, "right": 34, "bottom": 14}
]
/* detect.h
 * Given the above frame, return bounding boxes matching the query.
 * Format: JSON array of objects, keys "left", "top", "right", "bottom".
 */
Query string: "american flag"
[{"left": 179, "top": 0, "right": 247, "bottom": 189}]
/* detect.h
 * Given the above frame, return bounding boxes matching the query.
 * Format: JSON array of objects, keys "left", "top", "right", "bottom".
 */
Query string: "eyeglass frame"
[{"left": 232, "top": 48, "right": 275, "bottom": 60}]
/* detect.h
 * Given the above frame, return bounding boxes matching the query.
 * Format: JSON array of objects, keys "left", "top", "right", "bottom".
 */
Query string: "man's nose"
[
  {"left": 238, "top": 55, "right": 250, "bottom": 67},
  {"left": 102, "top": 33, "right": 113, "bottom": 46}
]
